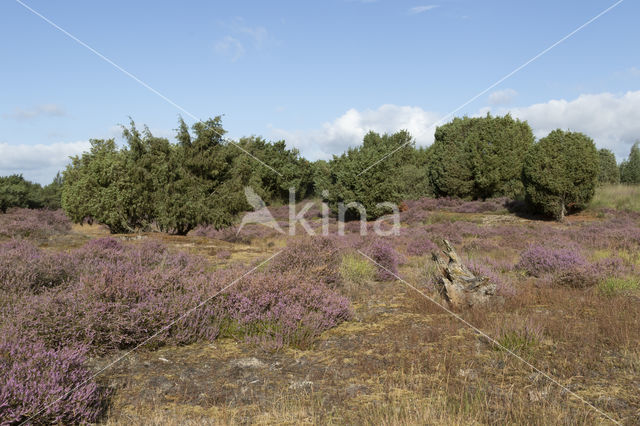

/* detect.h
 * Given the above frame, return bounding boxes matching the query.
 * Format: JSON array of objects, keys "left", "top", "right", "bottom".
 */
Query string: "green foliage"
[
  {"left": 61, "top": 117, "right": 308, "bottom": 234},
  {"left": 598, "top": 276, "right": 638, "bottom": 297},
  {"left": 496, "top": 330, "right": 538, "bottom": 353},
  {"left": 397, "top": 147, "right": 433, "bottom": 200},
  {"left": 620, "top": 142, "right": 640, "bottom": 184},
  {"left": 0, "top": 173, "right": 64, "bottom": 212},
  {"left": 429, "top": 114, "right": 534, "bottom": 199},
  {"left": 41, "top": 172, "right": 64, "bottom": 209},
  {"left": 311, "top": 159, "right": 332, "bottom": 199},
  {"left": 326, "top": 130, "right": 420, "bottom": 220},
  {"left": 597, "top": 149, "right": 620, "bottom": 184},
  {"left": 62, "top": 139, "right": 139, "bottom": 233},
  {"left": 522, "top": 130, "right": 599, "bottom": 220},
  {"left": 0, "top": 175, "right": 44, "bottom": 212}
]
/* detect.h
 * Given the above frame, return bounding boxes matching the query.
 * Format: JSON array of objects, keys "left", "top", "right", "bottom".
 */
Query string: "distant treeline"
[
  {"left": 0, "top": 173, "right": 63, "bottom": 213},
  {"left": 2, "top": 114, "right": 640, "bottom": 231}
]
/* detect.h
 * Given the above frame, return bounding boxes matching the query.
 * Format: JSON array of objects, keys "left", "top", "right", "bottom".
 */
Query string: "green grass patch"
[
  {"left": 495, "top": 331, "right": 538, "bottom": 353},
  {"left": 598, "top": 277, "right": 639, "bottom": 297},
  {"left": 340, "top": 253, "right": 375, "bottom": 285},
  {"left": 589, "top": 184, "right": 640, "bottom": 213}
]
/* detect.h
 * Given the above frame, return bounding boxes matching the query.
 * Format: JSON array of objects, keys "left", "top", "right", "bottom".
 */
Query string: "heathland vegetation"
[
  {"left": 1, "top": 114, "right": 640, "bottom": 423},
  {"left": 3, "top": 114, "right": 640, "bottom": 230}
]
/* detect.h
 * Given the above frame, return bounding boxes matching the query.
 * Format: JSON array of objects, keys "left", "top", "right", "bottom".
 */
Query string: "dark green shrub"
[
  {"left": 597, "top": 148, "right": 619, "bottom": 184},
  {"left": 429, "top": 114, "right": 534, "bottom": 199},
  {"left": 327, "top": 130, "right": 421, "bottom": 220},
  {"left": 522, "top": 130, "right": 599, "bottom": 220},
  {"left": 620, "top": 142, "right": 640, "bottom": 184}
]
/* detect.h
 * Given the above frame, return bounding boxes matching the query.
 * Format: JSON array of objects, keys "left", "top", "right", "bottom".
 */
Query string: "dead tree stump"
[{"left": 431, "top": 240, "right": 496, "bottom": 309}]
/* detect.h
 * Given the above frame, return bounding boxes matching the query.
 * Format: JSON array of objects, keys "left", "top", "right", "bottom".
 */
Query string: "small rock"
[
  {"left": 289, "top": 380, "right": 313, "bottom": 390},
  {"left": 528, "top": 389, "right": 548, "bottom": 402},
  {"left": 345, "top": 384, "right": 369, "bottom": 397},
  {"left": 231, "top": 357, "right": 267, "bottom": 369},
  {"left": 457, "top": 368, "right": 478, "bottom": 380}
]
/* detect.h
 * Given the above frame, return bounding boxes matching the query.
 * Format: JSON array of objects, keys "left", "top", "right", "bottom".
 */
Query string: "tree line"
[
  {"left": 2, "top": 114, "right": 640, "bottom": 231},
  {"left": 0, "top": 173, "right": 63, "bottom": 213}
]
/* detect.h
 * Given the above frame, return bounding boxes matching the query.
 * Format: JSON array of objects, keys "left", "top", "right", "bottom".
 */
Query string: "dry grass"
[
  {"left": 21, "top": 206, "right": 640, "bottom": 425},
  {"left": 589, "top": 184, "right": 640, "bottom": 213}
]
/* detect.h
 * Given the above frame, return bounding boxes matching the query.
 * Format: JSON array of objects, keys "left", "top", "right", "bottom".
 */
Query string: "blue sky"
[{"left": 1, "top": 0, "right": 639, "bottom": 183}]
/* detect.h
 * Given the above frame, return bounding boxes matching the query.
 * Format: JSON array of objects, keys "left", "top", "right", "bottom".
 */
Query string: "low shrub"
[
  {"left": 268, "top": 236, "right": 342, "bottom": 287},
  {"left": 467, "top": 259, "right": 516, "bottom": 297},
  {"left": 0, "top": 337, "right": 107, "bottom": 424},
  {"left": 2, "top": 237, "right": 352, "bottom": 355},
  {"left": 0, "top": 240, "right": 76, "bottom": 292},
  {"left": 554, "top": 265, "right": 601, "bottom": 289},
  {"left": 516, "top": 245, "right": 588, "bottom": 277},
  {"left": 365, "top": 239, "right": 400, "bottom": 281},
  {"left": 404, "top": 235, "right": 438, "bottom": 257},
  {"left": 0, "top": 208, "right": 71, "bottom": 239},
  {"left": 220, "top": 270, "right": 352, "bottom": 347}
]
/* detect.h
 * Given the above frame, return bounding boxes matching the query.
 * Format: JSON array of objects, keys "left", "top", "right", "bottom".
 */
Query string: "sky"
[{"left": 1, "top": 0, "right": 639, "bottom": 184}]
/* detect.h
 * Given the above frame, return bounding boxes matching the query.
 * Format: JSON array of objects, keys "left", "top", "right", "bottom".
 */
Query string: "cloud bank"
[
  {"left": 499, "top": 91, "right": 640, "bottom": 159},
  {"left": 278, "top": 90, "right": 640, "bottom": 162},
  {"left": 0, "top": 141, "right": 90, "bottom": 184},
  {"left": 409, "top": 5, "right": 439, "bottom": 15},
  {"left": 273, "top": 104, "right": 441, "bottom": 160},
  {"left": 3, "top": 104, "right": 67, "bottom": 121},
  {"left": 5, "top": 91, "right": 640, "bottom": 185}
]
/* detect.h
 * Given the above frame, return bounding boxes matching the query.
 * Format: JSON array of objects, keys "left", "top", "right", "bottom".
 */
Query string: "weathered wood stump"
[{"left": 432, "top": 239, "right": 496, "bottom": 309}]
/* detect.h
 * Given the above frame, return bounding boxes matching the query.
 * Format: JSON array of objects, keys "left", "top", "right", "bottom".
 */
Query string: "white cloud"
[
  {"left": 0, "top": 141, "right": 90, "bottom": 184},
  {"left": 3, "top": 104, "right": 66, "bottom": 121},
  {"left": 409, "top": 5, "right": 439, "bottom": 14},
  {"left": 272, "top": 90, "right": 640, "bottom": 163},
  {"left": 488, "top": 88, "right": 517, "bottom": 105},
  {"left": 272, "top": 104, "right": 440, "bottom": 160},
  {"left": 215, "top": 18, "right": 275, "bottom": 61},
  {"left": 485, "top": 91, "right": 640, "bottom": 160},
  {"left": 214, "top": 35, "right": 245, "bottom": 62}
]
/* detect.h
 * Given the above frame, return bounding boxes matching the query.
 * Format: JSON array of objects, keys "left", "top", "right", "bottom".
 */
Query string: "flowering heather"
[
  {"left": 364, "top": 239, "right": 400, "bottom": 281},
  {"left": 0, "top": 240, "right": 75, "bottom": 293},
  {"left": 516, "top": 245, "right": 588, "bottom": 277},
  {"left": 0, "top": 208, "right": 71, "bottom": 240},
  {"left": 0, "top": 337, "right": 107, "bottom": 424},
  {"left": 403, "top": 197, "right": 510, "bottom": 220},
  {"left": 220, "top": 270, "right": 352, "bottom": 346},
  {"left": 2, "top": 237, "right": 352, "bottom": 355},
  {"left": 397, "top": 228, "right": 438, "bottom": 257},
  {"left": 216, "top": 249, "right": 232, "bottom": 260},
  {"left": 467, "top": 259, "right": 516, "bottom": 297},
  {"left": 268, "top": 236, "right": 342, "bottom": 287}
]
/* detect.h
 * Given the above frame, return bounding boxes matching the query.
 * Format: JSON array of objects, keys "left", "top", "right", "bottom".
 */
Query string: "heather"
[
  {"left": 364, "top": 239, "right": 400, "bottom": 281},
  {"left": 0, "top": 237, "right": 352, "bottom": 423},
  {"left": 516, "top": 245, "right": 589, "bottom": 277},
  {"left": 1, "top": 184, "right": 639, "bottom": 424},
  {"left": 1, "top": 237, "right": 352, "bottom": 354},
  {"left": 267, "top": 236, "right": 342, "bottom": 286},
  {"left": 0, "top": 337, "right": 106, "bottom": 424},
  {"left": 0, "top": 208, "right": 71, "bottom": 240},
  {"left": 0, "top": 240, "right": 75, "bottom": 292}
]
